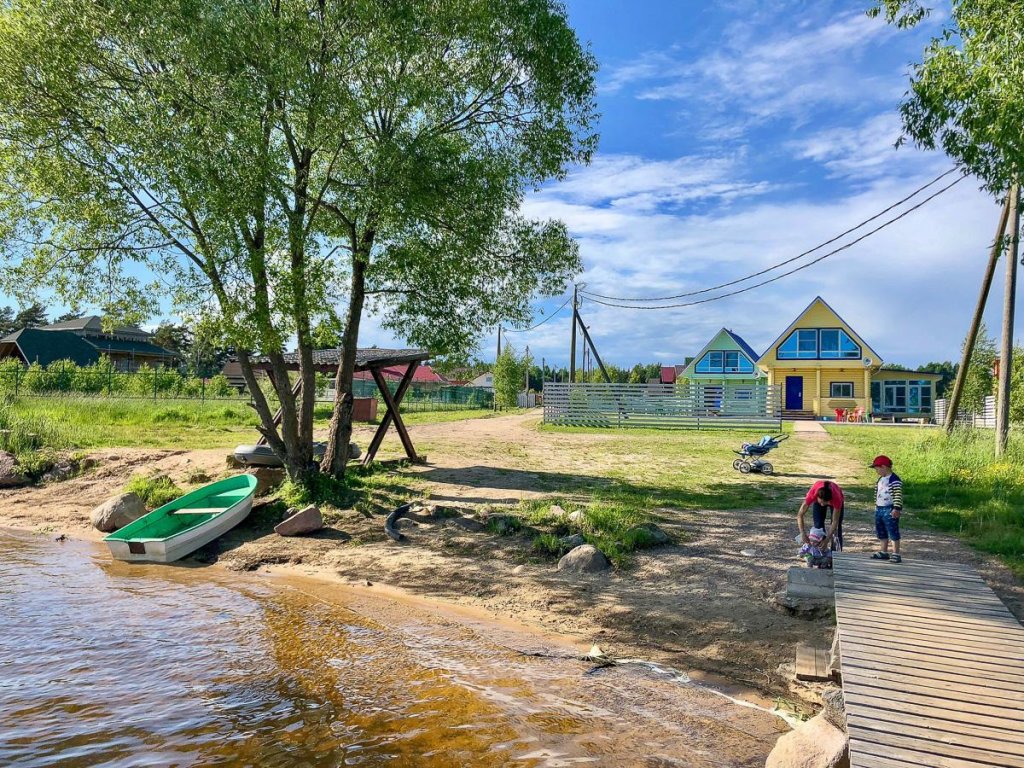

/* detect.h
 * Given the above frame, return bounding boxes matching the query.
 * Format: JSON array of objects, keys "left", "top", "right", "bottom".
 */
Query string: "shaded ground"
[{"left": 3, "top": 411, "right": 1022, "bottom": 714}]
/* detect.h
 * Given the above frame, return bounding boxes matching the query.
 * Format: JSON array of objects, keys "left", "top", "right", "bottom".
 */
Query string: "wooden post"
[
  {"left": 363, "top": 362, "right": 419, "bottom": 465},
  {"left": 574, "top": 307, "right": 612, "bottom": 384},
  {"left": 569, "top": 285, "right": 578, "bottom": 384},
  {"left": 997, "top": 184, "right": 1021, "bottom": 456},
  {"left": 946, "top": 196, "right": 1011, "bottom": 434}
]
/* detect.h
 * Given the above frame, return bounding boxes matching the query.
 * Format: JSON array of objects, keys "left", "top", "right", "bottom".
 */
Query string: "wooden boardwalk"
[{"left": 833, "top": 553, "right": 1024, "bottom": 768}]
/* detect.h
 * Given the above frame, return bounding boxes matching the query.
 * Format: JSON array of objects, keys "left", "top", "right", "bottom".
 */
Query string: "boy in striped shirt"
[{"left": 870, "top": 455, "right": 904, "bottom": 563}]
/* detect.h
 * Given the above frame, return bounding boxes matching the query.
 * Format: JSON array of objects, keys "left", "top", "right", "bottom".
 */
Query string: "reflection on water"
[{"left": 0, "top": 531, "right": 782, "bottom": 767}]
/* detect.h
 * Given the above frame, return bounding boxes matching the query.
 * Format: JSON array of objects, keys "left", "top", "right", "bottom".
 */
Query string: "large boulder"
[
  {"left": 248, "top": 468, "right": 286, "bottom": 497},
  {"left": 820, "top": 687, "right": 847, "bottom": 732},
  {"left": 274, "top": 504, "right": 324, "bottom": 536},
  {"left": 91, "top": 493, "right": 147, "bottom": 532},
  {"left": 0, "top": 451, "right": 26, "bottom": 488},
  {"left": 557, "top": 544, "right": 611, "bottom": 574},
  {"left": 765, "top": 714, "right": 850, "bottom": 768},
  {"left": 628, "top": 522, "right": 670, "bottom": 546},
  {"left": 559, "top": 533, "right": 586, "bottom": 550}
]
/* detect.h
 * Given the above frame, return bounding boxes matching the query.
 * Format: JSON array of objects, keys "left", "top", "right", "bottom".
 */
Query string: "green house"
[{"left": 680, "top": 328, "right": 764, "bottom": 387}]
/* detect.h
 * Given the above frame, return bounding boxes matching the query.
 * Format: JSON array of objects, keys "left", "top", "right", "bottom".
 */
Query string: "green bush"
[
  {"left": 124, "top": 474, "right": 183, "bottom": 509},
  {"left": 532, "top": 532, "right": 562, "bottom": 556}
]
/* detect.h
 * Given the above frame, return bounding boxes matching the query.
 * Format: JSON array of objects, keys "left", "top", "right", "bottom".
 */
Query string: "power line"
[
  {"left": 580, "top": 173, "right": 967, "bottom": 311},
  {"left": 503, "top": 293, "right": 574, "bottom": 332},
  {"left": 580, "top": 168, "right": 961, "bottom": 303}
]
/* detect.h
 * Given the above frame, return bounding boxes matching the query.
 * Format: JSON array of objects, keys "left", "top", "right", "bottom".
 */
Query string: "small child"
[
  {"left": 870, "top": 455, "right": 904, "bottom": 563},
  {"left": 798, "top": 527, "right": 832, "bottom": 568}
]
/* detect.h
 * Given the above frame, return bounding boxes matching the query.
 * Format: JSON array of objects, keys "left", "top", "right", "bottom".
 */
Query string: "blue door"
[{"left": 785, "top": 376, "right": 803, "bottom": 410}]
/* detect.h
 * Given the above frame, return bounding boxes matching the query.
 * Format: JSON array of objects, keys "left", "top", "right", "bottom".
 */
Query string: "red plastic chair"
[{"left": 834, "top": 408, "right": 846, "bottom": 422}]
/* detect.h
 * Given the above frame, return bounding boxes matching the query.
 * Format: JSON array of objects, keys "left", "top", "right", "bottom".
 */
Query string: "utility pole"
[
  {"left": 997, "top": 184, "right": 1021, "bottom": 456},
  {"left": 569, "top": 285, "right": 578, "bottom": 385},
  {"left": 496, "top": 325, "right": 502, "bottom": 362},
  {"left": 525, "top": 344, "right": 531, "bottom": 394},
  {"left": 945, "top": 196, "right": 1011, "bottom": 434}
]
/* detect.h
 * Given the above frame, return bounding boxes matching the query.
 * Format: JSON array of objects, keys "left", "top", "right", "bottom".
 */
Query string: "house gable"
[
  {"left": 757, "top": 297, "right": 882, "bottom": 368},
  {"left": 681, "top": 328, "right": 761, "bottom": 379}
]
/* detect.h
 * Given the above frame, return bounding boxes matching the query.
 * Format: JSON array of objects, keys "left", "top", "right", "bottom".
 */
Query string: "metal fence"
[
  {"left": 934, "top": 395, "right": 996, "bottom": 428},
  {"left": 542, "top": 382, "right": 782, "bottom": 430},
  {"left": 338, "top": 380, "right": 494, "bottom": 411}
]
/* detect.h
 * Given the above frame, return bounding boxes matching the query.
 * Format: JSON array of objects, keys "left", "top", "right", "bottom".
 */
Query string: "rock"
[
  {"left": 348, "top": 442, "right": 361, "bottom": 460},
  {"left": 512, "top": 565, "right": 527, "bottom": 574},
  {"left": 42, "top": 462, "right": 76, "bottom": 483},
  {"left": 559, "top": 533, "right": 586, "bottom": 550},
  {"left": 90, "top": 493, "right": 147, "bottom": 532},
  {"left": 765, "top": 713, "right": 850, "bottom": 768},
  {"left": 225, "top": 454, "right": 245, "bottom": 469},
  {"left": 248, "top": 467, "right": 286, "bottom": 497},
  {"left": 628, "top": 522, "right": 670, "bottom": 546},
  {"left": 820, "top": 687, "right": 847, "bottom": 733},
  {"left": 557, "top": 544, "right": 611, "bottom": 574},
  {"left": 550, "top": 504, "right": 567, "bottom": 518},
  {"left": 567, "top": 509, "right": 587, "bottom": 527},
  {"left": 274, "top": 504, "right": 324, "bottom": 536},
  {"left": 80, "top": 457, "right": 97, "bottom": 471},
  {"left": 771, "top": 591, "right": 834, "bottom": 620},
  {"left": 450, "top": 516, "right": 486, "bottom": 533},
  {"left": 395, "top": 517, "right": 420, "bottom": 530},
  {"left": 0, "top": 451, "right": 26, "bottom": 488},
  {"left": 487, "top": 514, "right": 521, "bottom": 535},
  {"left": 787, "top": 567, "right": 835, "bottom": 599}
]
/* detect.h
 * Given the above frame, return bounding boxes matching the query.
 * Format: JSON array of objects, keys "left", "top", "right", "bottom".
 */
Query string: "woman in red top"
[{"left": 797, "top": 480, "right": 844, "bottom": 551}]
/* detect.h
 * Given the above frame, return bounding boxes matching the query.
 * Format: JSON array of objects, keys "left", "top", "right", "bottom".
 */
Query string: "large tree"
[{"left": 0, "top": 0, "right": 596, "bottom": 484}]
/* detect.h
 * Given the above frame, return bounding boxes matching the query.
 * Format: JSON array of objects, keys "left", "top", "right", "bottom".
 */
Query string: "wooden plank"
[
  {"left": 838, "top": 628, "right": 1024, "bottom": 665},
  {"left": 851, "top": 736, "right": 1009, "bottom": 768},
  {"left": 834, "top": 572, "right": 1001, "bottom": 598},
  {"left": 833, "top": 587, "right": 1015, "bottom": 618},
  {"left": 835, "top": 651, "right": 1024, "bottom": 692},
  {"left": 847, "top": 710, "right": 1024, "bottom": 748},
  {"left": 840, "top": 665, "right": 1024, "bottom": 704},
  {"left": 843, "top": 682, "right": 1024, "bottom": 725},
  {"left": 847, "top": 729, "right": 1024, "bottom": 767},
  {"left": 836, "top": 604, "right": 1024, "bottom": 640},
  {"left": 795, "top": 644, "right": 832, "bottom": 681},
  {"left": 836, "top": 614, "right": 1024, "bottom": 651},
  {"left": 836, "top": 595, "right": 1022, "bottom": 628},
  {"left": 840, "top": 646, "right": 1024, "bottom": 686}
]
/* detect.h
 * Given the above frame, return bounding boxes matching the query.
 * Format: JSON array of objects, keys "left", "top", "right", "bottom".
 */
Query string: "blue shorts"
[{"left": 875, "top": 505, "right": 900, "bottom": 541}]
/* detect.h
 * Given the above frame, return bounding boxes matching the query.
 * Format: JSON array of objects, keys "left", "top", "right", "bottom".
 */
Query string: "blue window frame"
[
  {"left": 778, "top": 328, "right": 861, "bottom": 359},
  {"left": 694, "top": 349, "right": 755, "bottom": 374}
]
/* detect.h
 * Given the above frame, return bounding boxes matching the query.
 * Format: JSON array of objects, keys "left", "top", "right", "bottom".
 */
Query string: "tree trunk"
[
  {"left": 996, "top": 183, "right": 1021, "bottom": 456},
  {"left": 322, "top": 245, "right": 369, "bottom": 477}
]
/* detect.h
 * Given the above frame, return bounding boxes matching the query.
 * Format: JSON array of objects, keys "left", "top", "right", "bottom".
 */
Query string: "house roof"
[
  {"left": 44, "top": 315, "right": 152, "bottom": 339},
  {"left": 681, "top": 327, "right": 762, "bottom": 378},
  {"left": 85, "top": 337, "right": 178, "bottom": 358},
  {"left": 353, "top": 364, "right": 448, "bottom": 383},
  {"left": 757, "top": 296, "right": 883, "bottom": 365},
  {"left": 0, "top": 328, "right": 102, "bottom": 367},
  {"left": 660, "top": 365, "right": 677, "bottom": 383},
  {"left": 724, "top": 329, "right": 760, "bottom": 361}
]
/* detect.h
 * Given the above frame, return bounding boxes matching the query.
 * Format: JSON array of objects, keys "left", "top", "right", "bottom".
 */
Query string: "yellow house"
[{"left": 757, "top": 297, "right": 883, "bottom": 419}]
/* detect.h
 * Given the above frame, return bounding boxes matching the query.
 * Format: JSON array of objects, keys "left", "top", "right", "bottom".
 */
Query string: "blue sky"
[{"left": 3, "top": 2, "right": 1012, "bottom": 369}]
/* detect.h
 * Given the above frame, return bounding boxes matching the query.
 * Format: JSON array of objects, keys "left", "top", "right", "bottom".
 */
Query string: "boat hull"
[{"left": 103, "top": 474, "right": 258, "bottom": 563}]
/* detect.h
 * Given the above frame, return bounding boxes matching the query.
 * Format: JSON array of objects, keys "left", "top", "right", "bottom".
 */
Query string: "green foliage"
[
  {"left": 961, "top": 322, "right": 996, "bottom": 412},
  {"left": 493, "top": 345, "right": 528, "bottom": 408},
  {"left": 124, "top": 474, "right": 183, "bottom": 510},
  {"left": 0, "top": 0, "right": 597, "bottom": 485},
  {"left": 278, "top": 473, "right": 351, "bottom": 509},
  {"left": 1008, "top": 346, "right": 1024, "bottom": 424},
  {"left": 918, "top": 360, "right": 958, "bottom": 398},
  {"left": 532, "top": 532, "right": 563, "bottom": 556},
  {"left": 869, "top": 0, "right": 1024, "bottom": 193}
]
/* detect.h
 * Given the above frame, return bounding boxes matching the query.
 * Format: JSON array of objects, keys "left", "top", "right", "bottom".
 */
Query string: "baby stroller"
[{"left": 732, "top": 433, "right": 788, "bottom": 475}]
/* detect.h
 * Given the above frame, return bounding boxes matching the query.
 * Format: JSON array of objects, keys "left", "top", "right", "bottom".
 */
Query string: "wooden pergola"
[{"left": 253, "top": 347, "right": 430, "bottom": 465}]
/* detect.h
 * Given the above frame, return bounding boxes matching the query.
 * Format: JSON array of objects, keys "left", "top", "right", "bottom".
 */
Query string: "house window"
[
  {"left": 778, "top": 329, "right": 819, "bottom": 359},
  {"left": 830, "top": 382, "right": 854, "bottom": 398},
  {"left": 874, "top": 380, "right": 933, "bottom": 413},
  {"left": 819, "top": 329, "right": 861, "bottom": 359}
]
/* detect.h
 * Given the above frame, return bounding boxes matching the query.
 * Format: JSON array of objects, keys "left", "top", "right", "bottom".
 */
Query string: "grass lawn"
[
  {"left": 825, "top": 425, "right": 1024, "bottom": 575},
  {"left": 0, "top": 397, "right": 502, "bottom": 453}
]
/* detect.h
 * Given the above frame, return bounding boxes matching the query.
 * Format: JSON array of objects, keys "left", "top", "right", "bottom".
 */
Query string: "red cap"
[{"left": 870, "top": 455, "right": 893, "bottom": 468}]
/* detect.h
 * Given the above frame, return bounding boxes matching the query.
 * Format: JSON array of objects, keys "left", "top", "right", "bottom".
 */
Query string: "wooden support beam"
[
  {"left": 257, "top": 374, "right": 303, "bottom": 446},
  {"left": 363, "top": 362, "right": 419, "bottom": 465}
]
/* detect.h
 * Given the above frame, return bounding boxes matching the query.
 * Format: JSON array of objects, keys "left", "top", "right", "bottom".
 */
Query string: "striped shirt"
[{"left": 876, "top": 472, "right": 903, "bottom": 510}]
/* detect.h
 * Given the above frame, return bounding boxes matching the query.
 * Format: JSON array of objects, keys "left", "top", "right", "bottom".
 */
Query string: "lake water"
[{"left": 0, "top": 530, "right": 783, "bottom": 767}]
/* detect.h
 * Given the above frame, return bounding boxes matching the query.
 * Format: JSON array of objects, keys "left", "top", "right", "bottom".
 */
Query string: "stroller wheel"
[
  {"left": 739, "top": 462, "right": 752, "bottom": 474},
  {"left": 761, "top": 462, "right": 774, "bottom": 475},
  {"left": 732, "top": 459, "right": 744, "bottom": 470}
]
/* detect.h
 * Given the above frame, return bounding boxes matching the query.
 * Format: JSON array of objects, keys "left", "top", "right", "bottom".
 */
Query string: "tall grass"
[{"left": 825, "top": 426, "right": 1024, "bottom": 573}]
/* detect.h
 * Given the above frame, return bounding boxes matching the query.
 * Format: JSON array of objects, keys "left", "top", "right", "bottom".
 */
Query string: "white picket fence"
[
  {"left": 542, "top": 382, "right": 782, "bottom": 430},
  {"left": 933, "top": 395, "right": 996, "bottom": 428}
]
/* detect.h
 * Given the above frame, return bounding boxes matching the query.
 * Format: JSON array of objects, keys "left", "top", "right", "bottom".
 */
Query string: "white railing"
[
  {"left": 542, "top": 382, "right": 781, "bottom": 430},
  {"left": 934, "top": 395, "right": 996, "bottom": 428}
]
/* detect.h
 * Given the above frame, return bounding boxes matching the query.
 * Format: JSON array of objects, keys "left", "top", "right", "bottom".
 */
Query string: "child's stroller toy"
[{"left": 732, "top": 433, "right": 788, "bottom": 475}]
